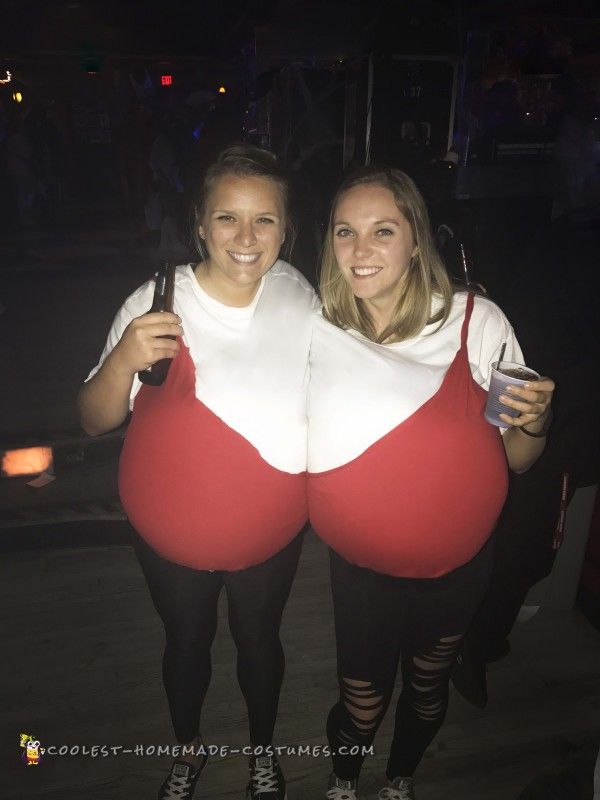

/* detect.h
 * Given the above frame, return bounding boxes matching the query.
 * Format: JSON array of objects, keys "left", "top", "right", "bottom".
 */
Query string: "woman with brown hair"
[
  {"left": 79, "top": 144, "right": 317, "bottom": 800},
  {"left": 307, "top": 165, "right": 554, "bottom": 799}
]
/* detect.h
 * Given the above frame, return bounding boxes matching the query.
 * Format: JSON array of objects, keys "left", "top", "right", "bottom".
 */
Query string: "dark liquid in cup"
[{"left": 499, "top": 367, "right": 538, "bottom": 381}]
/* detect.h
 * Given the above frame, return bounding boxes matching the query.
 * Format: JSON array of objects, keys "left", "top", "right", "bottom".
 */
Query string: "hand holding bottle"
[
  {"left": 136, "top": 262, "right": 179, "bottom": 385},
  {"left": 106, "top": 311, "right": 183, "bottom": 378},
  {"left": 78, "top": 264, "right": 182, "bottom": 435}
]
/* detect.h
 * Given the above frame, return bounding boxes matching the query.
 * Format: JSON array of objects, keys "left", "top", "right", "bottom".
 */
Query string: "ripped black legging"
[
  {"left": 327, "top": 536, "right": 494, "bottom": 781},
  {"left": 133, "top": 530, "right": 304, "bottom": 746}
]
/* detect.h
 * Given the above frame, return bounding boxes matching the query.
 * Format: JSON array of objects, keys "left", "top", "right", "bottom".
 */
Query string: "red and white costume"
[
  {"left": 87, "top": 261, "right": 316, "bottom": 571},
  {"left": 307, "top": 292, "right": 523, "bottom": 578}
]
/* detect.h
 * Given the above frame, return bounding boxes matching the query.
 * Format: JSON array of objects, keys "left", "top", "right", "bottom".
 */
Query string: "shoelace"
[
  {"left": 250, "top": 762, "right": 279, "bottom": 794},
  {"left": 326, "top": 787, "right": 357, "bottom": 800},
  {"left": 378, "top": 780, "right": 413, "bottom": 800},
  {"left": 162, "top": 772, "right": 192, "bottom": 799}
]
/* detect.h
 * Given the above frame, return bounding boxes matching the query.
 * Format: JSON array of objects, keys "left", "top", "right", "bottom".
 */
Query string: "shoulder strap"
[{"left": 460, "top": 292, "right": 475, "bottom": 348}]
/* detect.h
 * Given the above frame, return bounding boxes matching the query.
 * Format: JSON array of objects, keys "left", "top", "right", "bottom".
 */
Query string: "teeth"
[
  {"left": 352, "top": 267, "right": 381, "bottom": 276},
  {"left": 228, "top": 252, "right": 261, "bottom": 264}
]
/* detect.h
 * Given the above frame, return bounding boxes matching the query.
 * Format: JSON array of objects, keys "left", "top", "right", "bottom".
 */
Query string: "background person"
[{"left": 306, "top": 166, "right": 554, "bottom": 800}]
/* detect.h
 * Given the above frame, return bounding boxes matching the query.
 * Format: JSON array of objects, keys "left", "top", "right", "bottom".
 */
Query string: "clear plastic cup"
[{"left": 485, "top": 361, "right": 540, "bottom": 427}]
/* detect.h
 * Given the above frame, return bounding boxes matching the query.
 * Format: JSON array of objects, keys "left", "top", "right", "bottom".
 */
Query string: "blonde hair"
[{"left": 319, "top": 166, "right": 453, "bottom": 343}]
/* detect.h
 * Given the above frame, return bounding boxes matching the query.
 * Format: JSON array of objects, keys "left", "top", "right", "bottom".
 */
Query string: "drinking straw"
[{"left": 498, "top": 342, "right": 506, "bottom": 368}]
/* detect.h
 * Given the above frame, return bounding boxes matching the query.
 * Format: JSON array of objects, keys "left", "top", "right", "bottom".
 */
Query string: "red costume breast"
[
  {"left": 119, "top": 342, "right": 307, "bottom": 571},
  {"left": 307, "top": 294, "right": 508, "bottom": 578}
]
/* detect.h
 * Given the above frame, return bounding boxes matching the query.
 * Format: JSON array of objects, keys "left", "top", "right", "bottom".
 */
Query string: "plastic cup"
[{"left": 484, "top": 361, "right": 540, "bottom": 427}]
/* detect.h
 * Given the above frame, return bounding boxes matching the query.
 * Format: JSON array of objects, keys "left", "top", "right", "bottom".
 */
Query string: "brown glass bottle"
[{"left": 138, "top": 262, "right": 176, "bottom": 386}]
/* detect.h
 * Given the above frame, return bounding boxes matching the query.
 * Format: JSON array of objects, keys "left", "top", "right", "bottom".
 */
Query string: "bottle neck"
[{"left": 150, "top": 264, "right": 173, "bottom": 312}]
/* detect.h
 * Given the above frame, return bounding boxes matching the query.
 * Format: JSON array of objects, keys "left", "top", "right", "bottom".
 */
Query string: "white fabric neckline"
[{"left": 182, "top": 263, "right": 266, "bottom": 320}]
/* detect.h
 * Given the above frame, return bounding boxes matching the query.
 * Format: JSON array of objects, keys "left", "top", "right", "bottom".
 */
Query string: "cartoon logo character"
[{"left": 20, "top": 733, "right": 44, "bottom": 766}]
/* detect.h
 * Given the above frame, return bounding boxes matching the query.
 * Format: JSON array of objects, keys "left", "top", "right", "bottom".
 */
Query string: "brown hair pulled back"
[{"left": 192, "top": 143, "right": 296, "bottom": 262}]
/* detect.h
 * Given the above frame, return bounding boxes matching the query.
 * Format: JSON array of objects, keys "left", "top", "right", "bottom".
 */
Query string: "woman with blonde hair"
[{"left": 307, "top": 165, "right": 554, "bottom": 799}]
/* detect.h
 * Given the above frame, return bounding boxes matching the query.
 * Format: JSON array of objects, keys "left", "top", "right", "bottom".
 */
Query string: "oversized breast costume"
[
  {"left": 307, "top": 293, "right": 522, "bottom": 578},
  {"left": 87, "top": 262, "right": 316, "bottom": 571}
]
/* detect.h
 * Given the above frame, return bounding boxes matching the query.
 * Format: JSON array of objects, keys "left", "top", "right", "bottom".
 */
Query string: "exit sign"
[{"left": 161, "top": 75, "right": 173, "bottom": 86}]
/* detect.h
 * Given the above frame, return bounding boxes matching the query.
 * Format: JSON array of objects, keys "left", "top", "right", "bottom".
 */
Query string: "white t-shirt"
[
  {"left": 87, "top": 260, "right": 317, "bottom": 473},
  {"left": 308, "top": 292, "right": 523, "bottom": 472}
]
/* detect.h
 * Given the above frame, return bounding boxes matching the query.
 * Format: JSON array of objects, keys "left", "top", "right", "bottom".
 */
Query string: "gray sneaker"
[
  {"left": 246, "top": 755, "right": 286, "bottom": 799},
  {"left": 326, "top": 772, "right": 358, "bottom": 799},
  {"left": 377, "top": 777, "right": 415, "bottom": 799},
  {"left": 158, "top": 761, "right": 203, "bottom": 800}
]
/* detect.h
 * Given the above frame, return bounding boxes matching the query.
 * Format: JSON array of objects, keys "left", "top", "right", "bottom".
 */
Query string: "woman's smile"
[
  {"left": 227, "top": 251, "right": 263, "bottom": 265},
  {"left": 351, "top": 266, "right": 384, "bottom": 278}
]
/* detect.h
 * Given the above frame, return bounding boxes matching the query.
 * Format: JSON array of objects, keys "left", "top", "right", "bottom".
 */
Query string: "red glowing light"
[{"left": 161, "top": 75, "right": 173, "bottom": 86}]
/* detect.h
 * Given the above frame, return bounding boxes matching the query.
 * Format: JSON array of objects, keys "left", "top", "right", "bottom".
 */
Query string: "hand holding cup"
[{"left": 485, "top": 361, "right": 555, "bottom": 433}]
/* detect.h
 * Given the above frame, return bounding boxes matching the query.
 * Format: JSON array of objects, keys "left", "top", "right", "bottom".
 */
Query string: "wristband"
[{"left": 520, "top": 408, "right": 553, "bottom": 438}]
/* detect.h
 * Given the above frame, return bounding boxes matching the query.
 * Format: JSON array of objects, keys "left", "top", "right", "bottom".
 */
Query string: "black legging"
[
  {"left": 133, "top": 530, "right": 304, "bottom": 746},
  {"left": 327, "top": 536, "right": 494, "bottom": 781}
]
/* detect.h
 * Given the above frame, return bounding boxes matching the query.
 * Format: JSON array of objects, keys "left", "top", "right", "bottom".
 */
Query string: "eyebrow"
[
  {"left": 333, "top": 218, "right": 400, "bottom": 226},
  {"left": 212, "top": 209, "right": 281, "bottom": 217}
]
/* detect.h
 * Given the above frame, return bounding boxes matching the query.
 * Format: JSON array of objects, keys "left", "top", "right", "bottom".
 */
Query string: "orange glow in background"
[{"left": 1, "top": 447, "right": 53, "bottom": 477}]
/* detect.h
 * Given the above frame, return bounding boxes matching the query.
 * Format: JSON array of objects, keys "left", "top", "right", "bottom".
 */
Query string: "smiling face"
[
  {"left": 197, "top": 174, "right": 286, "bottom": 305},
  {"left": 332, "top": 183, "right": 417, "bottom": 325}
]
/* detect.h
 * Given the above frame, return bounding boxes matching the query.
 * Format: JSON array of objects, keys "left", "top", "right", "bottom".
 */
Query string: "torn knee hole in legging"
[
  {"left": 340, "top": 677, "right": 384, "bottom": 737},
  {"left": 410, "top": 634, "right": 463, "bottom": 722}
]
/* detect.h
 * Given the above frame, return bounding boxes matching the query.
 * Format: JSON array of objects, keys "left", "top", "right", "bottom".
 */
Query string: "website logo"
[{"left": 20, "top": 733, "right": 45, "bottom": 766}]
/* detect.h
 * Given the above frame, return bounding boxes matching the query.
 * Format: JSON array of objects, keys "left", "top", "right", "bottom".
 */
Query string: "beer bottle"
[{"left": 138, "top": 262, "right": 177, "bottom": 386}]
